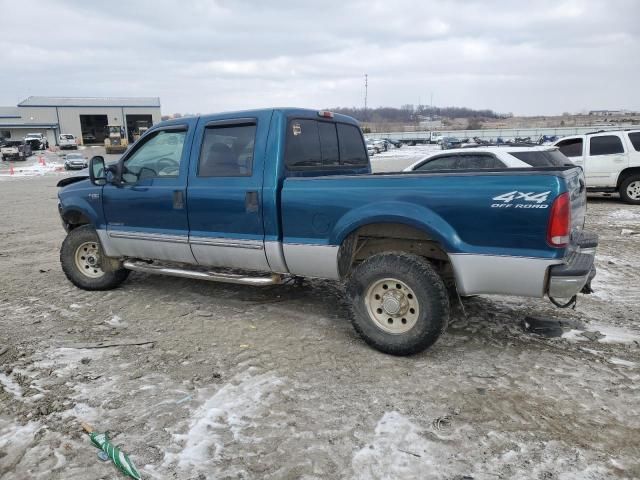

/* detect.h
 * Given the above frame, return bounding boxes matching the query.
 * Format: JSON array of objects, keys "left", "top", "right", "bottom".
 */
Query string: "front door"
[
  {"left": 186, "top": 112, "right": 271, "bottom": 271},
  {"left": 101, "top": 120, "right": 197, "bottom": 263}
]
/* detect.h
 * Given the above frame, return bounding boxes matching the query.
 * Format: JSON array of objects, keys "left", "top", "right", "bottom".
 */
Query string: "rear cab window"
[{"left": 285, "top": 118, "right": 368, "bottom": 172}]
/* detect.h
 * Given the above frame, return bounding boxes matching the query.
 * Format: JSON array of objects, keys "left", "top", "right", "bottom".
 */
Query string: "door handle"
[
  {"left": 245, "top": 191, "right": 259, "bottom": 213},
  {"left": 173, "top": 190, "right": 185, "bottom": 209}
]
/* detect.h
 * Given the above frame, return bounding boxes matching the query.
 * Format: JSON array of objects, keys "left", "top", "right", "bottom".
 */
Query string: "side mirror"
[{"left": 89, "top": 156, "right": 107, "bottom": 185}]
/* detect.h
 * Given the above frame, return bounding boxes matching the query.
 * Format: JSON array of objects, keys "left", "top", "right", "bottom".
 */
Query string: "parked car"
[
  {"left": 553, "top": 130, "right": 640, "bottom": 204},
  {"left": 64, "top": 153, "right": 88, "bottom": 170},
  {"left": 366, "top": 142, "right": 376, "bottom": 157},
  {"left": 375, "top": 139, "right": 390, "bottom": 152},
  {"left": 383, "top": 138, "right": 402, "bottom": 148},
  {"left": 59, "top": 133, "right": 78, "bottom": 150},
  {"left": 441, "top": 137, "right": 462, "bottom": 149},
  {"left": 82, "top": 133, "right": 97, "bottom": 144},
  {"left": 1, "top": 140, "right": 32, "bottom": 161},
  {"left": 56, "top": 108, "right": 596, "bottom": 356},
  {"left": 404, "top": 146, "right": 573, "bottom": 172},
  {"left": 24, "top": 133, "right": 48, "bottom": 150}
]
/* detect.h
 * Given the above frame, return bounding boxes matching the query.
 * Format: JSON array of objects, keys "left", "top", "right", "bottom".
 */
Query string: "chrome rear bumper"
[{"left": 547, "top": 231, "right": 598, "bottom": 299}]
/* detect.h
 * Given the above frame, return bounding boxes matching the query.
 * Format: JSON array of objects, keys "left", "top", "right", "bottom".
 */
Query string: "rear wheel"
[
  {"left": 60, "top": 225, "right": 129, "bottom": 290},
  {"left": 619, "top": 175, "right": 640, "bottom": 205},
  {"left": 347, "top": 252, "right": 450, "bottom": 356}
]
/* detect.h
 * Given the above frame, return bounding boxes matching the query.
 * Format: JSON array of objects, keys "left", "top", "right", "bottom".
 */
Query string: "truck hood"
[{"left": 57, "top": 175, "right": 89, "bottom": 187}]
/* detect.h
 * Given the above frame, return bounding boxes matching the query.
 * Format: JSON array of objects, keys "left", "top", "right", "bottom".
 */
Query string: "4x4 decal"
[{"left": 491, "top": 190, "right": 551, "bottom": 209}]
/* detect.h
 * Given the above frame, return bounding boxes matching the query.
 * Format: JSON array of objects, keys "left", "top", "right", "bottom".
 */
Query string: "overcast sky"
[{"left": 1, "top": 0, "right": 638, "bottom": 115}]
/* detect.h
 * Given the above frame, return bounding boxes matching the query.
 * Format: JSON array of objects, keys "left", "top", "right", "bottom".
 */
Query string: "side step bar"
[{"left": 122, "top": 260, "right": 282, "bottom": 286}]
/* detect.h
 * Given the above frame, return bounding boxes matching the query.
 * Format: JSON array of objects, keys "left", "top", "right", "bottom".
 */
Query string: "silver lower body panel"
[{"left": 449, "top": 254, "right": 561, "bottom": 297}]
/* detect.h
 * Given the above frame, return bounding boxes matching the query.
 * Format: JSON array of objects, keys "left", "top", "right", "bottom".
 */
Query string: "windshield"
[
  {"left": 60, "top": 134, "right": 74, "bottom": 140},
  {"left": 108, "top": 126, "right": 121, "bottom": 134},
  {"left": 66, "top": 153, "right": 83, "bottom": 159},
  {"left": 509, "top": 149, "right": 572, "bottom": 167}
]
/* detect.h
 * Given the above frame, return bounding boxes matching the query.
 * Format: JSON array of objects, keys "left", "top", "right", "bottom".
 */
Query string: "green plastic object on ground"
[{"left": 82, "top": 423, "right": 141, "bottom": 479}]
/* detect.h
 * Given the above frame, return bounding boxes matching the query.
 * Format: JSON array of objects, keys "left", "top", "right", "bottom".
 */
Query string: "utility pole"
[{"left": 364, "top": 74, "right": 368, "bottom": 119}]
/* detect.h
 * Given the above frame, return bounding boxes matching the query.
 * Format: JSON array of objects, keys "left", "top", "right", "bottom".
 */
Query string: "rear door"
[
  {"left": 186, "top": 111, "right": 272, "bottom": 271},
  {"left": 585, "top": 133, "right": 628, "bottom": 187}
]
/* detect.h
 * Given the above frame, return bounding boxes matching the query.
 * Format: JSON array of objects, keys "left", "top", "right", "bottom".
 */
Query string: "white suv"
[
  {"left": 404, "top": 145, "right": 571, "bottom": 172},
  {"left": 59, "top": 133, "right": 78, "bottom": 150},
  {"left": 554, "top": 130, "right": 640, "bottom": 204}
]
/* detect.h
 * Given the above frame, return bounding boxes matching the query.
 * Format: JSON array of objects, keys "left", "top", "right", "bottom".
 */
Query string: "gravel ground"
[{"left": 1, "top": 147, "right": 639, "bottom": 479}]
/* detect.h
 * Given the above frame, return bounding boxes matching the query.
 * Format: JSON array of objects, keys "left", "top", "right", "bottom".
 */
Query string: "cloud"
[{"left": 0, "top": 0, "right": 638, "bottom": 115}]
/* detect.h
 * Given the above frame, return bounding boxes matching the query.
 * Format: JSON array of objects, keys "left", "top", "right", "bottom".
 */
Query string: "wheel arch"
[
  {"left": 616, "top": 167, "right": 640, "bottom": 188},
  {"left": 60, "top": 206, "right": 97, "bottom": 231}
]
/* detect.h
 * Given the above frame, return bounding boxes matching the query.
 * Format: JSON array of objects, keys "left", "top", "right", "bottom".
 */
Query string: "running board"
[{"left": 122, "top": 260, "right": 282, "bottom": 286}]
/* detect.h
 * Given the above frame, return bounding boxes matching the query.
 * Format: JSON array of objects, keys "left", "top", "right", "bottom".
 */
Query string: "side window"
[
  {"left": 198, "top": 123, "right": 256, "bottom": 177},
  {"left": 318, "top": 121, "right": 339, "bottom": 167},
  {"left": 337, "top": 123, "right": 368, "bottom": 166},
  {"left": 556, "top": 138, "right": 583, "bottom": 158},
  {"left": 628, "top": 132, "right": 640, "bottom": 152},
  {"left": 122, "top": 129, "right": 186, "bottom": 182},
  {"left": 457, "top": 154, "right": 504, "bottom": 169},
  {"left": 590, "top": 135, "right": 624, "bottom": 156},
  {"left": 285, "top": 119, "right": 322, "bottom": 169},
  {"left": 415, "top": 156, "right": 459, "bottom": 171}
]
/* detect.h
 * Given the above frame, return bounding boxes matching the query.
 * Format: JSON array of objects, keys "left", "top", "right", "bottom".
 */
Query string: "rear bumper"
[{"left": 547, "top": 232, "right": 598, "bottom": 298}]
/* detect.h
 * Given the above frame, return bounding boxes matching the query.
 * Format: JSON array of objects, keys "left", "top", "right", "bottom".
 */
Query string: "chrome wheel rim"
[
  {"left": 626, "top": 181, "right": 640, "bottom": 200},
  {"left": 74, "top": 241, "right": 105, "bottom": 278},
  {"left": 365, "top": 277, "right": 420, "bottom": 334}
]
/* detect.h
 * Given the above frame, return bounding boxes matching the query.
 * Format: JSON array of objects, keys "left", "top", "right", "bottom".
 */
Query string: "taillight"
[
  {"left": 547, "top": 192, "right": 571, "bottom": 247},
  {"left": 317, "top": 110, "right": 334, "bottom": 118}
]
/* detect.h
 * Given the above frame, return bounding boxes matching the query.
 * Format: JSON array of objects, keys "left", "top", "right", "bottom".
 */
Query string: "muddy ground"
[{"left": 1, "top": 151, "right": 639, "bottom": 479}]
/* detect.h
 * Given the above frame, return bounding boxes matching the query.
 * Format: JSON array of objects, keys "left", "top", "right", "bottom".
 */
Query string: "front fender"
[
  {"left": 329, "top": 200, "right": 462, "bottom": 252},
  {"left": 58, "top": 182, "right": 104, "bottom": 230}
]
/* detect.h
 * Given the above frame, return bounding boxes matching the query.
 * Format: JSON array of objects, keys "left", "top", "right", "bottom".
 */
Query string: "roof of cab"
[{"left": 155, "top": 108, "right": 360, "bottom": 129}]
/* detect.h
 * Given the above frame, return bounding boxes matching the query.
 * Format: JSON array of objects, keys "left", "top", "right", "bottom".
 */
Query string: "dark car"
[{"left": 441, "top": 137, "right": 462, "bottom": 150}]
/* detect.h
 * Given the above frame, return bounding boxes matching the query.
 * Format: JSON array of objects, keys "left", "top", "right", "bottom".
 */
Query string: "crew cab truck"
[
  {"left": 57, "top": 108, "right": 597, "bottom": 356},
  {"left": 554, "top": 130, "right": 640, "bottom": 204}
]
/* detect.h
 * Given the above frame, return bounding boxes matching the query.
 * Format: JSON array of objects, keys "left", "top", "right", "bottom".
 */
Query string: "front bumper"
[{"left": 547, "top": 231, "right": 598, "bottom": 298}]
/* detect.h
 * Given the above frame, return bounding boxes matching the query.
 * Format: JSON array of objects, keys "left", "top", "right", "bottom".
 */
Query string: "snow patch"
[
  {"left": 33, "top": 347, "right": 106, "bottom": 377},
  {"left": 0, "top": 372, "right": 23, "bottom": 398},
  {"left": 163, "top": 368, "right": 284, "bottom": 473},
  {"left": 106, "top": 314, "right": 126, "bottom": 327},
  {"left": 609, "top": 357, "right": 637, "bottom": 367}
]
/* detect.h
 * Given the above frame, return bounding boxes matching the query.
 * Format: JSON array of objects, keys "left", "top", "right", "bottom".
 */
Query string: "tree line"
[{"left": 329, "top": 105, "right": 501, "bottom": 123}]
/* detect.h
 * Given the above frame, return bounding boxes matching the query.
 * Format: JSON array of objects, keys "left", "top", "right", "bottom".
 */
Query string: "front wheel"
[
  {"left": 60, "top": 225, "right": 129, "bottom": 290},
  {"left": 619, "top": 175, "right": 640, "bottom": 205},
  {"left": 347, "top": 252, "right": 450, "bottom": 356}
]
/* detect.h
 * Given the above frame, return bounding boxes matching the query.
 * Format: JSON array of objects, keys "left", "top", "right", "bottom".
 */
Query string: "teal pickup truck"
[{"left": 57, "top": 108, "right": 597, "bottom": 355}]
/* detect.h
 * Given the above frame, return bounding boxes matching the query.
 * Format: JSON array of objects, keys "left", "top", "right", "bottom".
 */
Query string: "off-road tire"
[
  {"left": 346, "top": 252, "right": 450, "bottom": 356},
  {"left": 60, "top": 225, "right": 129, "bottom": 290},
  {"left": 619, "top": 175, "right": 640, "bottom": 205}
]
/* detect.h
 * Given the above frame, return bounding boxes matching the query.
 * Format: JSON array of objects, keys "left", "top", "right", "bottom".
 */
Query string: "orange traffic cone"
[{"left": 9, "top": 162, "right": 14, "bottom": 175}]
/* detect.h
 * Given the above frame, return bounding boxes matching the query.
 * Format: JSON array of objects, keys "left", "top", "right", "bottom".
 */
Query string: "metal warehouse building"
[{"left": 0, "top": 96, "right": 161, "bottom": 146}]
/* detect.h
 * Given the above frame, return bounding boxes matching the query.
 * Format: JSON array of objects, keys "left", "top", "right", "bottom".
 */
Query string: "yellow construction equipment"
[{"left": 104, "top": 124, "right": 128, "bottom": 154}]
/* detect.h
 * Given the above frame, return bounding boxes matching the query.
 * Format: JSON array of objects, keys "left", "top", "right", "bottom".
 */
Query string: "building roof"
[
  {"left": 0, "top": 107, "right": 20, "bottom": 119},
  {"left": 17, "top": 96, "right": 161, "bottom": 108}
]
